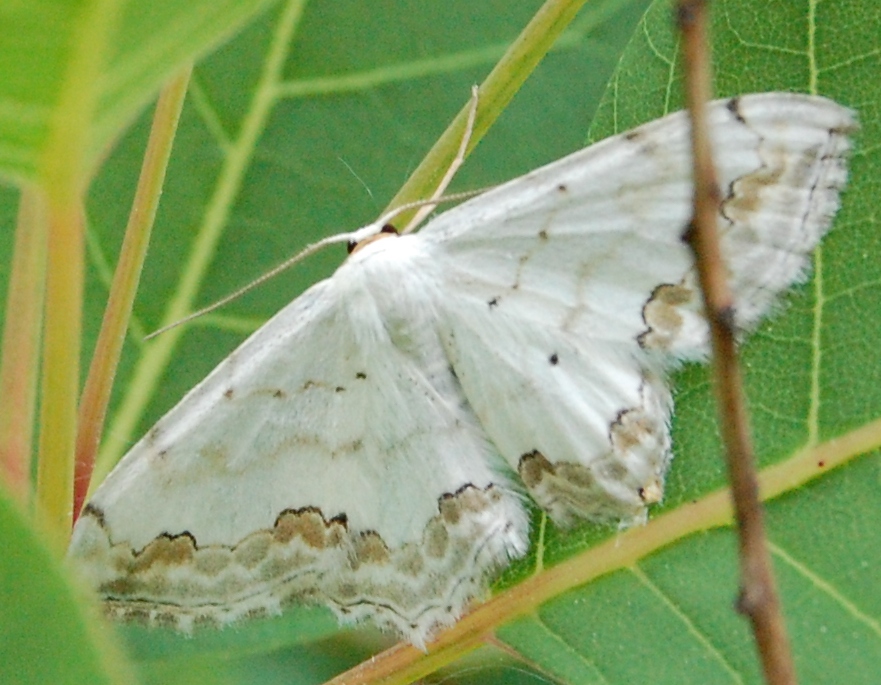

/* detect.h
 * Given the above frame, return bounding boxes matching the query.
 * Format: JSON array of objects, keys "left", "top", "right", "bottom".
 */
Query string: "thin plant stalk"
[
  {"left": 74, "top": 65, "right": 192, "bottom": 520},
  {"left": 0, "top": 188, "right": 48, "bottom": 504},
  {"left": 34, "top": 0, "right": 123, "bottom": 551},
  {"left": 384, "top": 0, "right": 590, "bottom": 225}
]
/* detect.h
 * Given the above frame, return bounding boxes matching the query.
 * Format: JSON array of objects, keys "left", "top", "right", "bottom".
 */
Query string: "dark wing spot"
[
  {"left": 356, "top": 372, "right": 367, "bottom": 380},
  {"left": 488, "top": 296, "right": 500, "bottom": 308},
  {"left": 538, "top": 229, "right": 549, "bottom": 241},
  {"left": 132, "top": 531, "right": 198, "bottom": 569},
  {"left": 353, "top": 531, "right": 391, "bottom": 564},
  {"left": 223, "top": 388, "right": 234, "bottom": 399},
  {"left": 680, "top": 219, "right": 695, "bottom": 244},
  {"left": 273, "top": 389, "right": 286, "bottom": 399},
  {"left": 726, "top": 96, "right": 746, "bottom": 123},
  {"left": 329, "top": 512, "right": 349, "bottom": 526},
  {"left": 557, "top": 183, "right": 568, "bottom": 192},
  {"left": 81, "top": 503, "right": 107, "bottom": 527},
  {"left": 549, "top": 353, "right": 559, "bottom": 365},
  {"left": 518, "top": 450, "right": 554, "bottom": 488},
  {"left": 335, "top": 386, "right": 346, "bottom": 393}
]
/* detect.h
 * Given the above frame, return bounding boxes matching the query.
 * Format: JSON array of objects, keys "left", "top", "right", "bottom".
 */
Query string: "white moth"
[{"left": 69, "top": 93, "right": 855, "bottom": 647}]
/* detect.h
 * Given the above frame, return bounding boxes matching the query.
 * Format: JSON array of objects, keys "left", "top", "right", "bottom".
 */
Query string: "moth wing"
[
  {"left": 421, "top": 93, "right": 855, "bottom": 524},
  {"left": 69, "top": 272, "right": 527, "bottom": 645}
]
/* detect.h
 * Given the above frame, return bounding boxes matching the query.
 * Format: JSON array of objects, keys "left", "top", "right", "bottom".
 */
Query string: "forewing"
[
  {"left": 69, "top": 269, "right": 527, "bottom": 645},
  {"left": 425, "top": 93, "right": 855, "bottom": 524}
]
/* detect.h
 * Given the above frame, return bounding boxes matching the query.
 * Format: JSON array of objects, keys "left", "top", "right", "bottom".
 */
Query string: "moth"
[{"left": 68, "top": 93, "right": 856, "bottom": 647}]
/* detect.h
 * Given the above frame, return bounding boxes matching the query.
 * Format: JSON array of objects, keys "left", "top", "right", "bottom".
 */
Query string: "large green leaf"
[
  {"left": 2, "top": 0, "right": 877, "bottom": 683},
  {"left": 0, "top": 491, "right": 136, "bottom": 685},
  {"left": 0, "top": 0, "right": 275, "bottom": 183}
]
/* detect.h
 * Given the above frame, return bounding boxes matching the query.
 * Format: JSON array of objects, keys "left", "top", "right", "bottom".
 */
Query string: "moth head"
[{"left": 347, "top": 223, "right": 399, "bottom": 254}]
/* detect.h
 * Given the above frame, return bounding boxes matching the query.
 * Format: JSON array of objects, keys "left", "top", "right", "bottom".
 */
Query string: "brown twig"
[{"left": 676, "top": 2, "right": 797, "bottom": 684}]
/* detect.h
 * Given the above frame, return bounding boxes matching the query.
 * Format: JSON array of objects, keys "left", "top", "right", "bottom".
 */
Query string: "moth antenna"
[
  {"left": 148, "top": 193, "right": 490, "bottom": 341},
  {"left": 372, "top": 187, "right": 489, "bottom": 230},
  {"left": 401, "top": 84, "right": 480, "bottom": 234},
  {"left": 149, "top": 87, "right": 480, "bottom": 340},
  {"left": 144, "top": 231, "right": 358, "bottom": 339}
]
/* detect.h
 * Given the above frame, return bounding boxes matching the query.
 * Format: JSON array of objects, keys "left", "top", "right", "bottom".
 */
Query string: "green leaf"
[
  {"left": 0, "top": 490, "right": 136, "bottom": 685},
  {"left": 0, "top": 0, "right": 275, "bottom": 183}
]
